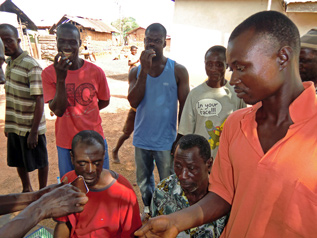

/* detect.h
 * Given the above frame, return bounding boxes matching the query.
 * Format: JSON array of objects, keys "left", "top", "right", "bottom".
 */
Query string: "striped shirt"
[{"left": 4, "top": 51, "right": 46, "bottom": 136}]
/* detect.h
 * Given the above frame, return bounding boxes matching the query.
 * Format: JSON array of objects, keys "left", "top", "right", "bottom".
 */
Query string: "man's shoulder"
[
  {"left": 156, "top": 174, "right": 178, "bottom": 191},
  {"left": 20, "top": 54, "right": 42, "bottom": 69},
  {"left": 42, "top": 63, "right": 54, "bottom": 72},
  {"left": 61, "top": 170, "right": 76, "bottom": 182},
  {"left": 226, "top": 105, "right": 252, "bottom": 124}
]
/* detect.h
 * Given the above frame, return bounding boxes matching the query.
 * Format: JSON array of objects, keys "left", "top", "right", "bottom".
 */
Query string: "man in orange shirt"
[{"left": 135, "top": 11, "right": 317, "bottom": 238}]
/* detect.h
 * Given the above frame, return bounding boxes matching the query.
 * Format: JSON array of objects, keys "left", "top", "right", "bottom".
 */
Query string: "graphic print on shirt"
[
  {"left": 196, "top": 99, "right": 226, "bottom": 150},
  {"left": 65, "top": 83, "right": 97, "bottom": 117}
]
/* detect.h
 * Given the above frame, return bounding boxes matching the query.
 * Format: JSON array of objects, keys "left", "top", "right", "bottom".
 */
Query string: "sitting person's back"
[
  {"left": 150, "top": 134, "right": 228, "bottom": 237},
  {"left": 54, "top": 130, "right": 142, "bottom": 237}
]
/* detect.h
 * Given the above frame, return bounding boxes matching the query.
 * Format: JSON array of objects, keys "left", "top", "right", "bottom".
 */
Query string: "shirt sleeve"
[
  {"left": 29, "top": 65, "right": 44, "bottom": 96},
  {"left": 178, "top": 91, "right": 196, "bottom": 135},
  {"left": 41, "top": 66, "right": 57, "bottom": 103},
  {"left": 119, "top": 177, "right": 142, "bottom": 237},
  {"left": 208, "top": 114, "right": 235, "bottom": 205}
]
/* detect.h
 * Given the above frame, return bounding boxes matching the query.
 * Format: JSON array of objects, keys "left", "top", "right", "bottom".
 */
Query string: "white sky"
[{"left": 12, "top": 0, "right": 175, "bottom": 32}]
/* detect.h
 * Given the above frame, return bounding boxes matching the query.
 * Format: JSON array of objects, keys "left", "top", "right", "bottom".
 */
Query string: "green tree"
[{"left": 112, "top": 17, "right": 139, "bottom": 44}]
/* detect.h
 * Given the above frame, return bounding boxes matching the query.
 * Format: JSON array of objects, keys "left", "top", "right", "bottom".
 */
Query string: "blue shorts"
[{"left": 57, "top": 138, "right": 109, "bottom": 178}]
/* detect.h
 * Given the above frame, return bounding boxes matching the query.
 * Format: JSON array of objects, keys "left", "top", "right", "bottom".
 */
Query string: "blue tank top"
[{"left": 133, "top": 58, "right": 178, "bottom": 151}]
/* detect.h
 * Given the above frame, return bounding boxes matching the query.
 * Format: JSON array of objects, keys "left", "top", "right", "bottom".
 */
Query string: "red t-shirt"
[
  {"left": 56, "top": 170, "right": 142, "bottom": 237},
  {"left": 42, "top": 61, "right": 110, "bottom": 149}
]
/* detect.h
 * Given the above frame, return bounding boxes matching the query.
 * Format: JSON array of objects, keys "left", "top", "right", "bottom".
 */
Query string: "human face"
[
  {"left": 299, "top": 47, "right": 317, "bottom": 85},
  {"left": 71, "top": 141, "right": 105, "bottom": 189},
  {"left": 131, "top": 48, "right": 138, "bottom": 55},
  {"left": 0, "top": 39, "right": 5, "bottom": 83},
  {"left": 0, "top": 27, "right": 20, "bottom": 58},
  {"left": 56, "top": 28, "right": 81, "bottom": 61},
  {"left": 205, "top": 51, "right": 227, "bottom": 87},
  {"left": 144, "top": 30, "right": 166, "bottom": 59},
  {"left": 227, "top": 29, "right": 283, "bottom": 105},
  {"left": 174, "top": 146, "right": 210, "bottom": 196}
]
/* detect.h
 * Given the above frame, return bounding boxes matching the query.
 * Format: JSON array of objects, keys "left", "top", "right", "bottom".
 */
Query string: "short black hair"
[
  {"left": 175, "top": 134, "right": 211, "bottom": 162},
  {"left": 145, "top": 23, "right": 167, "bottom": 38},
  {"left": 130, "top": 45, "right": 138, "bottom": 50},
  {"left": 0, "top": 24, "right": 19, "bottom": 38},
  {"left": 229, "top": 11, "right": 300, "bottom": 55},
  {"left": 56, "top": 23, "right": 80, "bottom": 39},
  {"left": 205, "top": 45, "right": 226, "bottom": 61},
  {"left": 71, "top": 130, "right": 105, "bottom": 154}
]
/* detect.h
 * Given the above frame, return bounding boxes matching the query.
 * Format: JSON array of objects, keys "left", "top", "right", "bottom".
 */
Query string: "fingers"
[
  {"left": 61, "top": 176, "right": 68, "bottom": 184},
  {"left": 134, "top": 223, "right": 152, "bottom": 237},
  {"left": 54, "top": 52, "right": 72, "bottom": 68}
]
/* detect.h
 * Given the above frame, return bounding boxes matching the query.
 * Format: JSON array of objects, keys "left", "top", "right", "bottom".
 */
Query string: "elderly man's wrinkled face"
[
  {"left": 299, "top": 47, "right": 317, "bottom": 85},
  {"left": 71, "top": 141, "right": 105, "bottom": 189},
  {"left": 174, "top": 146, "right": 210, "bottom": 195}
]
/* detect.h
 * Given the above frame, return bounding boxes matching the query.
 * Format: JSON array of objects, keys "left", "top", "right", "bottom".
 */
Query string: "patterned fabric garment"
[{"left": 151, "top": 174, "right": 228, "bottom": 238}]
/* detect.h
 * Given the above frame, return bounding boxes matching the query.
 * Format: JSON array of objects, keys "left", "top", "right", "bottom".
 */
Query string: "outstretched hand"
[{"left": 134, "top": 215, "right": 179, "bottom": 238}]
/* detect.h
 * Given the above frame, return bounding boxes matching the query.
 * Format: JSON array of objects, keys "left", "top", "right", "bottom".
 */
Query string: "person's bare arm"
[
  {"left": 54, "top": 222, "right": 71, "bottom": 238},
  {"left": 0, "top": 183, "right": 62, "bottom": 215},
  {"left": 27, "top": 95, "right": 44, "bottom": 149},
  {"left": 127, "top": 49, "right": 156, "bottom": 108},
  {"left": 0, "top": 184, "right": 88, "bottom": 238},
  {"left": 135, "top": 192, "right": 231, "bottom": 237},
  {"left": 128, "top": 58, "right": 139, "bottom": 67},
  {"left": 175, "top": 63, "right": 190, "bottom": 124},
  {"left": 49, "top": 52, "right": 72, "bottom": 117},
  {"left": 98, "top": 99, "right": 110, "bottom": 110}
]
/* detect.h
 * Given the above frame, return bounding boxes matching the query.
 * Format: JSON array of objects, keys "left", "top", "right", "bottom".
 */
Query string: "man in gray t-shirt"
[{"left": 177, "top": 46, "right": 246, "bottom": 159}]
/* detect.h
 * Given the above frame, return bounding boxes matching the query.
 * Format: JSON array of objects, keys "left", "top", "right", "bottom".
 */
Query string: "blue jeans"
[
  {"left": 135, "top": 147, "right": 174, "bottom": 206},
  {"left": 57, "top": 138, "right": 109, "bottom": 178}
]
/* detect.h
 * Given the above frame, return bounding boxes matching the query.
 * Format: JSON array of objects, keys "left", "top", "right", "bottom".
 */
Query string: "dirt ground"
[{"left": 0, "top": 54, "right": 160, "bottom": 233}]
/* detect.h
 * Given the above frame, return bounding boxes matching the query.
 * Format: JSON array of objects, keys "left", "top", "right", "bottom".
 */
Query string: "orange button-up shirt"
[{"left": 209, "top": 82, "right": 317, "bottom": 238}]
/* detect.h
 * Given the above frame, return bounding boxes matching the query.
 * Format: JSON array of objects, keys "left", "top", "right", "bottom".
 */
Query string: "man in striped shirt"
[{"left": 0, "top": 24, "right": 48, "bottom": 192}]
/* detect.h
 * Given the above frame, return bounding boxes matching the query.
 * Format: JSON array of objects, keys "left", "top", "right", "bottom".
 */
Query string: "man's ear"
[
  {"left": 277, "top": 46, "right": 292, "bottom": 71},
  {"left": 79, "top": 39, "right": 82, "bottom": 47},
  {"left": 163, "top": 39, "right": 166, "bottom": 48},
  {"left": 207, "top": 157, "right": 213, "bottom": 173}
]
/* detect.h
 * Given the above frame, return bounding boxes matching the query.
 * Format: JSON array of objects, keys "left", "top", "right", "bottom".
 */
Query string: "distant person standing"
[
  {"left": 299, "top": 28, "right": 317, "bottom": 92},
  {"left": 128, "top": 45, "right": 140, "bottom": 72},
  {"left": 111, "top": 46, "right": 140, "bottom": 164},
  {"left": 0, "top": 24, "right": 48, "bottom": 192},
  {"left": 128, "top": 23, "right": 190, "bottom": 219},
  {"left": 42, "top": 23, "right": 110, "bottom": 178}
]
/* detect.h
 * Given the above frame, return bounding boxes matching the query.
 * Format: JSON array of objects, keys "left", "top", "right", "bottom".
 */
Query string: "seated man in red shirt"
[{"left": 54, "top": 130, "right": 142, "bottom": 237}]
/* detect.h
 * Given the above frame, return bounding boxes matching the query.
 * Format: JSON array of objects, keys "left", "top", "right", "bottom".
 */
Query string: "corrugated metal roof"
[
  {"left": 284, "top": 0, "right": 317, "bottom": 12},
  {"left": 62, "top": 15, "right": 119, "bottom": 33},
  {"left": 285, "top": 0, "right": 316, "bottom": 3}
]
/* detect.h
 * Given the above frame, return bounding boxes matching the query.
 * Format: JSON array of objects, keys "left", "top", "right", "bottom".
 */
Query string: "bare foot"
[{"left": 112, "top": 150, "right": 121, "bottom": 164}]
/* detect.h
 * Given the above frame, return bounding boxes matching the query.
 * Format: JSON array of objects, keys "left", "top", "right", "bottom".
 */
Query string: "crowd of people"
[{"left": 0, "top": 9, "right": 316, "bottom": 238}]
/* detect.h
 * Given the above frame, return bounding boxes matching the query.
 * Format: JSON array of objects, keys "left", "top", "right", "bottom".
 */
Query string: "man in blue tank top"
[{"left": 128, "top": 23, "right": 190, "bottom": 220}]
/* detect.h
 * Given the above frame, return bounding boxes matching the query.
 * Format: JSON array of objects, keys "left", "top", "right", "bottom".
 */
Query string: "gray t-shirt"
[{"left": 178, "top": 80, "right": 246, "bottom": 158}]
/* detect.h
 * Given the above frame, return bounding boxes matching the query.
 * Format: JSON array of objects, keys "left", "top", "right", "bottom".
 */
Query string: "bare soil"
[{"left": 0, "top": 55, "right": 159, "bottom": 233}]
